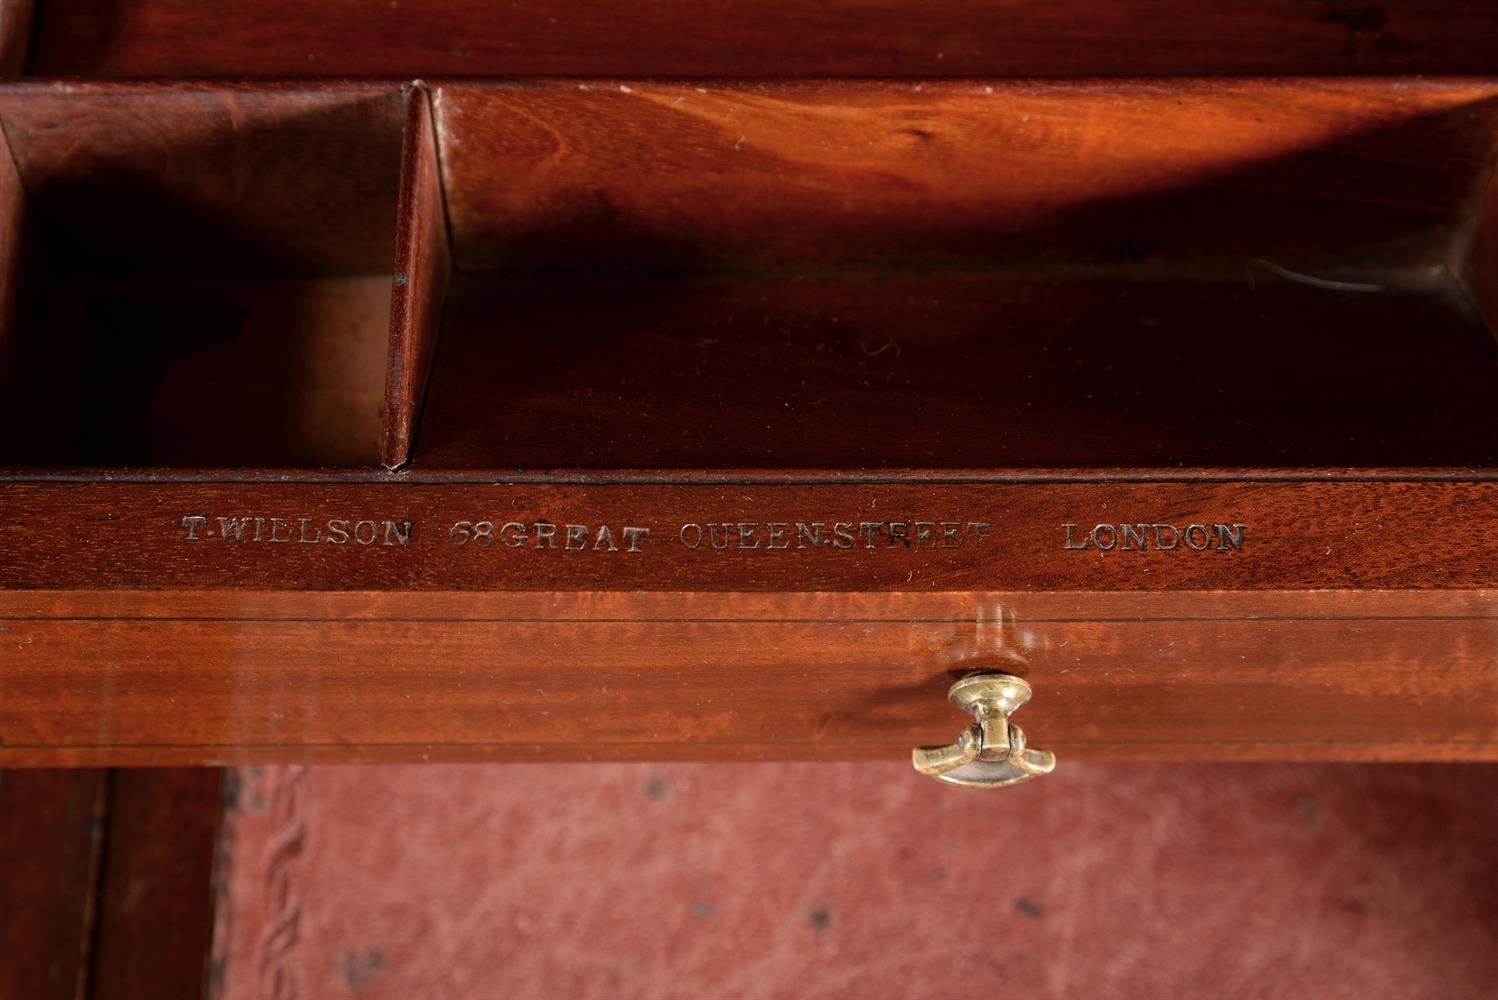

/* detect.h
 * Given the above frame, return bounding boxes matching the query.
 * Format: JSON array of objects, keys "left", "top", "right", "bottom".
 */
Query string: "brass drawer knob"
[{"left": 912, "top": 673, "right": 1056, "bottom": 788}]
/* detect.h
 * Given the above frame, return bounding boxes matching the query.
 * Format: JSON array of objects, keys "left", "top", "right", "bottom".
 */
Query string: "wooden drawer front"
[
  {"left": 3, "top": 591, "right": 1495, "bottom": 765},
  {"left": 3, "top": 479, "right": 1498, "bottom": 592}
]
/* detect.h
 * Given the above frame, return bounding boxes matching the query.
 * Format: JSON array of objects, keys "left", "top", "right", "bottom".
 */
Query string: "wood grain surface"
[
  {"left": 25, "top": 0, "right": 1498, "bottom": 78},
  {"left": 0, "top": 71, "right": 1495, "bottom": 768},
  {"left": 433, "top": 80, "right": 1498, "bottom": 272},
  {"left": 0, "top": 768, "right": 221, "bottom": 998},
  {"left": 0, "top": 115, "right": 27, "bottom": 439},
  {"left": 0, "top": 768, "right": 105, "bottom": 1000},
  {"left": 421, "top": 81, "right": 1498, "bottom": 471},
  {"left": 90, "top": 769, "right": 221, "bottom": 1000},
  {"left": 382, "top": 84, "right": 452, "bottom": 471},
  {"left": 0, "top": 0, "right": 32, "bottom": 76},
  {"left": 1, "top": 478, "right": 1497, "bottom": 591},
  {"left": 0, "top": 83, "right": 404, "bottom": 467},
  {"left": 3, "top": 590, "right": 1498, "bottom": 765},
  {"left": 0, "top": 82, "right": 404, "bottom": 276}
]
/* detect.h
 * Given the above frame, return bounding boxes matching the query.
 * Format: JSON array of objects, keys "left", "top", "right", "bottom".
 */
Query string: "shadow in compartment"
[
  {"left": 409, "top": 84, "right": 1498, "bottom": 470},
  {"left": 0, "top": 86, "right": 405, "bottom": 468}
]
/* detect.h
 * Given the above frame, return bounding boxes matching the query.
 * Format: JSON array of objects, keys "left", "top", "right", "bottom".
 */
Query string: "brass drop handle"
[{"left": 912, "top": 673, "right": 1056, "bottom": 788}]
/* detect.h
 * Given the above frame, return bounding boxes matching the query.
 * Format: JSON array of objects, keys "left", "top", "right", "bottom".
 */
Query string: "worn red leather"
[{"left": 211, "top": 763, "right": 1498, "bottom": 999}]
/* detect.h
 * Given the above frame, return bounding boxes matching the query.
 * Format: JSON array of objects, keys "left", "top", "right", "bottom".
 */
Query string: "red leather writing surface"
[{"left": 212, "top": 762, "right": 1498, "bottom": 999}]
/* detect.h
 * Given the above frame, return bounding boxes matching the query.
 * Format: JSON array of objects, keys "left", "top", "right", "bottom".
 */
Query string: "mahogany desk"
[{"left": 2, "top": 0, "right": 1498, "bottom": 993}]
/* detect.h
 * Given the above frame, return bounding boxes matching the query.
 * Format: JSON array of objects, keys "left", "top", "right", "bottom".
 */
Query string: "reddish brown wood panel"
[
  {"left": 0, "top": 83, "right": 405, "bottom": 468},
  {"left": 0, "top": 769, "right": 105, "bottom": 1000},
  {"left": 91, "top": 769, "right": 222, "bottom": 1000},
  {"left": 11, "top": 276, "right": 392, "bottom": 468},
  {"left": 2, "top": 591, "right": 1497, "bottom": 766},
  {"left": 433, "top": 80, "right": 1498, "bottom": 272},
  {"left": 1471, "top": 147, "right": 1498, "bottom": 334},
  {"left": 421, "top": 80, "right": 1498, "bottom": 472},
  {"left": 413, "top": 274, "right": 1498, "bottom": 470},
  {"left": 0, "top": 0, "right": 30, "bottom": 76},
  {"left": 0, "top": 83, "right": 405, "bottom": 275},
  {"left": 25, "top": 0, "right": 1498, "bottom": 78},
  {"left": 382, "top": 84, "right": 452, "bottom": 471},
  {"left": 2, "top": 479, "right": 1498, "bottom": 591},
  {"left": 0, "top": 113, "right": 27, "bottom": 422}
]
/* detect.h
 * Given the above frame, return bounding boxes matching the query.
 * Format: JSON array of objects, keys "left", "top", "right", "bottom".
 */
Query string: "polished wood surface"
[
  {"left": 417, "top": 81, "right": 1498, "bottom": 470},
  {"left": 0, "top": 84, "right": 403, "bottom": 276},
  {"left": 3, "top": 591, "right": 1498, "bottom": 766},
  {"left": 24, "top": 0, "right": 1498, "bottom": 78},
  {"left": 2, "top": 477, "right": 1498, "bottom": 591},
  {"left": 0, "top": 115, "right": 25, "bottom": 402},
  {"left": 1, "top": 79, "right": 1493, "bottom": 470},
  {"left": 434, "top": 80, "right": 1498, "bottom": 272},
  {"left": 91, "top": 769, "right": 221, "bottom": 1000},
  {"left": 0, "top": 768, "right": 221, "bottom": 998},
  {"left": 0, "top": 0, "right": 33, "bottom": 76},
  {"left": 0, "top": 41, "right": 1495, "bottom": 766},
  {"left": 0, "top": 769, "right": 104, "bottom": 1000},
  {"left": 382, "top": 84, "right": 452, "bottom": 471}
]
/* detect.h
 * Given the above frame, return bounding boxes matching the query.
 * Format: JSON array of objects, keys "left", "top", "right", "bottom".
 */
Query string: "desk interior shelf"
[{"left": 2, "top": 4, "right": 1498, "bottom": 765}]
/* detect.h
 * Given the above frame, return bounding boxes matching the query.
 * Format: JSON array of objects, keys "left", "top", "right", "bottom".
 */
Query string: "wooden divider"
[{"left": 381, "top": 83, "right": 452, "bottom": 470}]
